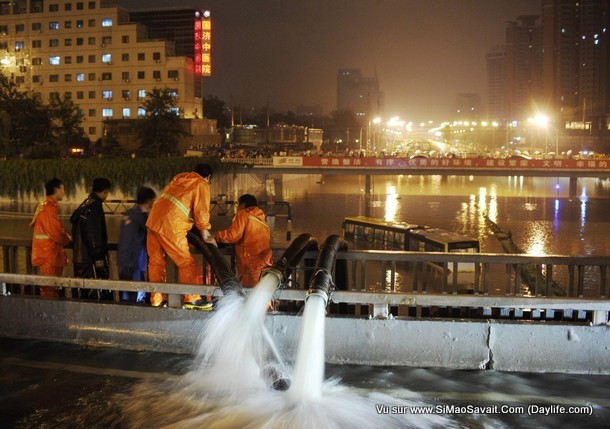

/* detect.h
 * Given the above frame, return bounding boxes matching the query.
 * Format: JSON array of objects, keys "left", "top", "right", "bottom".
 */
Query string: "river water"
[{"left": 2, "top": 172, "right": 610, "bottom": 257}]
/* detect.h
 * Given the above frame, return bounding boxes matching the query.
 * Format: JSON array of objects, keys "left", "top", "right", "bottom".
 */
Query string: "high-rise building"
[
  {"left": 504, "top": 15, "right": 543, "bottom": 121},
  {"left": 486, "top": 46, "right": 506, "bottom": 121},
  {"left": 336, "top": 68, "right": 384, "bottom": 118},
  {"left": 0, "top": 0, "right": 206, "bottom": 143},
  {"left": 542, "top": 0, "right": 610, "bottom": 131},
  {"left": 128, "top": 7, "right": 205, "bottom": 99},
  {"left": 454, "top": 93, "right": 481, "bottom": 121}
]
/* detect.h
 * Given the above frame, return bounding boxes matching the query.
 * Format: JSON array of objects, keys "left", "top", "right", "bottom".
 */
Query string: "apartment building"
[{"left": 0, "top": 0, "right": 203, "bottom": 143}]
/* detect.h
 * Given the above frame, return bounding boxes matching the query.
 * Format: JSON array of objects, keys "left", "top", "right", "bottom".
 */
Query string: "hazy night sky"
[{"left": 119, "top": 0, "right": 541, "bottom": 120}]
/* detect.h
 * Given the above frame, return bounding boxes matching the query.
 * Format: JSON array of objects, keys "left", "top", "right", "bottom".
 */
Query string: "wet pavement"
[{"left": 1, "top": 338, "right": 609, "bottom": 429}]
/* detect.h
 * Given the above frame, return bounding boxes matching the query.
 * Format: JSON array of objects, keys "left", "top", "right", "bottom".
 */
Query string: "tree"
[
  {"left": 324, "top": 109, "right": 362, "bottom": 148},
  {"left": 203, "top": 95, "right": 230, "bottom": 129},
  {"left": 0, "top": 74, "right": 52, "bottom": 157},
  {"left": 138, "top": 88, "right": 186, "bottom": 157},
  {"left": 48, "top": 94, "right": 86, "bottom": 153}
]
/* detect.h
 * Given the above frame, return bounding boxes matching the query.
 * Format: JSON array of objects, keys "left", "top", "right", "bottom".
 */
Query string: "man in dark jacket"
[
  {"left": 70, "top": 177, "right": 112, "bottom": 300},
  {"left": 117, "top": 186, "right": 156, "bottom": 303}
]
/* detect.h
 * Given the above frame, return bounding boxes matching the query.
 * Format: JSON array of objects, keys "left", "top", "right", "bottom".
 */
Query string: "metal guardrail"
[{"left": 2, "top": 238, "right": 609, "bottom": 323}]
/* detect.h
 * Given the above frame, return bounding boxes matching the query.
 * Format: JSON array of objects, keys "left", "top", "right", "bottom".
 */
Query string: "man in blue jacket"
[{"left": 117, "top": 187, "right": 156, "bottom": 303}]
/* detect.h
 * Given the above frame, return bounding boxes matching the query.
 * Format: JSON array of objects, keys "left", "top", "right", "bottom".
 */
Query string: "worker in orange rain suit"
[
  {"left": 30, "top": 178, "right": 72, "bottom": 298},
  {"left": 215, "top": 194, "right": 272, "bottom": 287},
  {"left": 146, "top": 163, "right": 215, "bottom": 307}
]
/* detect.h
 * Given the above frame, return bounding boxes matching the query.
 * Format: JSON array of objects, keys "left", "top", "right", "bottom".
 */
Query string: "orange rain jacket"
[
  {"left": 146, "top": 172, "right": 210, "bottom": 305},
  {"left": 30, "top": 197, "right": 71, "bottom": 268},
  {"left": 146, "top": 172, "right": 211, "bottom": 236},
  {"left": 215, "top": 206, "right": 272, "bottom": 287}
]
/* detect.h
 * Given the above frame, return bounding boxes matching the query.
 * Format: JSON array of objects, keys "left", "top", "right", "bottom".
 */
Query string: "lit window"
[
  {"left": 102, "top": 108, "right": 113, "bottom": 117},
  {"left": 169, "top": 107, "right": 179, "bottom": 116},
  {"left": 49, "top": 56, "right": 61, "bottom": 65},
  {"left": 49, "top": 22, "right": 60, "bottom": 30},
  {"left": 102, "top": 90, "right": 113, "bottom": 99},
  {"left": 76, "top": 20, "right": 83, "bottom": 28},
  {"left": 102, "top": 53, "right": 111, "bottom": 63},
  {"left": 76, "top": 73, "right": 84, "bottom": 81},
  {"left": 168, "top": 88, "right": 178, "bottom": 97},
  {"left": 15, "top": 41, "right": 25, "bottom": 50},
  {"left": 137, "top": 107, "right": 146, "bottom": 117},
  {"left": 138, "top": 89, "right": 146, "bottom": 99},
  {"left": 101, "top": 18, "right": 113, "bottom": 27},
  {"left": 122, "top": 108, "right": 130, "bottom": 117}
]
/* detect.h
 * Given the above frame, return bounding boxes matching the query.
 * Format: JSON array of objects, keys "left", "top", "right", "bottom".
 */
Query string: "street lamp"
[{"left": 527, "top": 114, "right": 549, "bottom": 155}]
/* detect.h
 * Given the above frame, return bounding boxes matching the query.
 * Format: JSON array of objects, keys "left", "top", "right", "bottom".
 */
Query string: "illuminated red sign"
[{"left": 194, "top": 11, "right": 212, "bottom": 76}]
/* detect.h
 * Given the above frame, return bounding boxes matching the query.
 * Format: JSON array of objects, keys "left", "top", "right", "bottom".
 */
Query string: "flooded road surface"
[{"left": 2, "top": 338, "right": 609, "bottom": 429}]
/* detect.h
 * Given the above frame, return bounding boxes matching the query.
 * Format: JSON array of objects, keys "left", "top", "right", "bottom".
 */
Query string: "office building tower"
[{"left": 336, "top": 68, "right": 384, "bottom": 118}]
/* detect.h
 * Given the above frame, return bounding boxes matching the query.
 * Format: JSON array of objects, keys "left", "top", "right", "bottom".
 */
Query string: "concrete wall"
[{"left": 1, "top": 295, "right": 608, "bottom": 374}]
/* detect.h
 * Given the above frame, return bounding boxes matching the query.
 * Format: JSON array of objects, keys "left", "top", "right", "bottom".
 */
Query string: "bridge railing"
[{"left": 2, "top": 237, "right": 609, "bottom": 324}]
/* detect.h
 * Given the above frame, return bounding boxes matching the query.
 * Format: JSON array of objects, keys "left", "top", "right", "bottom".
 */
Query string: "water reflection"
[{"left": 384, "top": 184, "right": 398, "bottom": 222}]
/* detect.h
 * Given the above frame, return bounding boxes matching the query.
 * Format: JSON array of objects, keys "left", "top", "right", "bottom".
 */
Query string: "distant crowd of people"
[{"left": 29, "top": 164, "right": 273, "bottom": 308}]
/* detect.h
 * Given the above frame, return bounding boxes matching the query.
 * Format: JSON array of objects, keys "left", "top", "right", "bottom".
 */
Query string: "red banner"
[{"left": 300, "top": 157, "right": 610, "bottom": 170}]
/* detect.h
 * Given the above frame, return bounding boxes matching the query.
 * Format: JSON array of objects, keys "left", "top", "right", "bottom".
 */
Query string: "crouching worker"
[
  {"left": 215, "top": 194, "right": 272, "bottom": 287},
  {"left": 117, "top": 186, "right": 156, "bottom": 303},
  {"left": 30, "top": 178, "right": 72, "bottom": 298},
  {"left": 146, "top": 163, "right": 215, "bottom": 308}
]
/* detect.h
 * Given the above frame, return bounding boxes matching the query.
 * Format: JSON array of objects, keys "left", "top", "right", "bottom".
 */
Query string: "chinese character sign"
[{"left": 194, "top": 12, "right": 212, "bottom": 76}]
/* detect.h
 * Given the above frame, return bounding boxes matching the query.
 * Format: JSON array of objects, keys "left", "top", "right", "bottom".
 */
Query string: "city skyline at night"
[{"left": 119, "top": 0, "right": 541, "bottom": 120}]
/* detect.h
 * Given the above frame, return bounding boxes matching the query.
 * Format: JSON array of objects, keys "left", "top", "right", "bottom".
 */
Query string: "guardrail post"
[
  {"left": 592, "top": 310, "right": 609, "bottom": 325},
  {"left": 578, "top": 265, "right": 585, "bottom": 298},
  {"left": 600, "top": 265, "right": 608, "bottom": 299}
]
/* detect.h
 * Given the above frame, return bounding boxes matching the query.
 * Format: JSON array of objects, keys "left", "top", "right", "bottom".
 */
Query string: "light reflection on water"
[{"left": 2, "top": 174, "right": 610, "bottom": 259}]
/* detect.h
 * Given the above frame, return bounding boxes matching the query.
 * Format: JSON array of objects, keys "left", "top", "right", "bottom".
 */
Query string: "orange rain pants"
[
  {"left": 147, "top": 230, "right": 201, "bottom": 306},
  {"left": 38, "top": 264, "right": 63, "bottom": 298}
]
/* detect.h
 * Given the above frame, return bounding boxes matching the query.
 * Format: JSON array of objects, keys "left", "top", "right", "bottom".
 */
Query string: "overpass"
[
  {"left": 223, "top": 155, "right": 610, "bottom": 176},
  {"left": 221, "top": 156, "right": 610, "bottom": 200}
]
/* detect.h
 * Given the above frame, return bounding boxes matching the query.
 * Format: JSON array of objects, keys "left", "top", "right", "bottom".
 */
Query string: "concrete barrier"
[{"left": 1, "top": 295, "right": 608, "bottom": 374}]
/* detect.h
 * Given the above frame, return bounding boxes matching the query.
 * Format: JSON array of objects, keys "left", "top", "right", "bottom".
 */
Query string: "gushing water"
[
  {"left": 289, "top": 294, "right": 326, "bottom": 403},
  {"left": 115, "top": 274, "right": 489, "bottom": 428}
]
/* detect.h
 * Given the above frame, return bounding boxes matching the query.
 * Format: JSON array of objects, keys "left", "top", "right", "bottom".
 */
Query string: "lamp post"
[{"left": 527, "top": 114, "right": 549, "bottom": 156}]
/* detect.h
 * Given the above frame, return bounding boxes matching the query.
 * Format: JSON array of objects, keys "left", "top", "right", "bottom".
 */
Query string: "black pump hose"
[{"left": 308, "top": 234, "right": 348, "bottom": 303}]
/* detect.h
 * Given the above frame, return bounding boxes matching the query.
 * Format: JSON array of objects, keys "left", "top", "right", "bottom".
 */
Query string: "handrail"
[
  {"left": 2, "top": 236, "right": 609, "bottom": 298},
  {"left": 1, "top": 272, "right": 608, "bottom": 325}
]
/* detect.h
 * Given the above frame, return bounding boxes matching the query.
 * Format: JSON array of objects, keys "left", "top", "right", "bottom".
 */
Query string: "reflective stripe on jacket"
[{"left": 146, "top": 172, "right": 211, "bottom": 236}]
